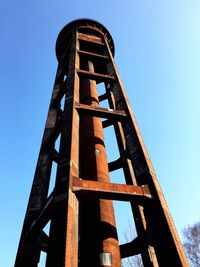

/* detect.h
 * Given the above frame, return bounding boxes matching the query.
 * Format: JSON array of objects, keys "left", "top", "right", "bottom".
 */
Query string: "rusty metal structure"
[{"left": 15, "top": 19, "right": 189, "bottom": 267}]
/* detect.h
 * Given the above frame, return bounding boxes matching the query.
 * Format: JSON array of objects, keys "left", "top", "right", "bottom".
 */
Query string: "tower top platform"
[{"left": 56, "top": 18, "right": 115, "bottom": 61}]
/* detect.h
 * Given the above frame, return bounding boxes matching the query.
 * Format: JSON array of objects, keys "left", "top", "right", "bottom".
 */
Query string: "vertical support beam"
[
  {"left": 45, "top": 31, "right": 80, "bottom": 267},
  {"left": 104, "top": 38, "right": 189, "bottom": 266},
  {"left": 106, "top": 84, "right": 157, "bottom": 266},
  {"left": 15, "top": 61, "right": 67, "bottom": 267}
]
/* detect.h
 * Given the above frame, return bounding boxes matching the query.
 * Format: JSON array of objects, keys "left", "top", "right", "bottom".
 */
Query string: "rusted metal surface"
[
  {"left": 75, "top": 102, "right": 126, "bottom": 120},
  {"left": 76, "top": 68, "right": 115, "bottom": 83},
  {"left": 56, "top": 19, "right": 115, "bottom": 61},
  {"left": 79, "top": 59, "right": 121, "bottom": 267},
  {"left": 106, "top": 84, "right": 158, "bottom": 266},
  {"left": 78, "top": 50, "right": 109, "bottom": 61},
  {"left": 105, "top": 38, "right": 189, "bottom": 266},
  {"left": 15, "top": 19, "right": 189, "bottom": 267},
  {"left": 78, "top": 32, "right": 103, "bottom": 45},
  {"left": 14, "top": 61, "right": 66, "bottom": 266},
  {"left": 45, "top": 31, "right": 80, "bottom": 267},
  {"left": 73, "top": 176, "right": 152, "bottom": 201}
]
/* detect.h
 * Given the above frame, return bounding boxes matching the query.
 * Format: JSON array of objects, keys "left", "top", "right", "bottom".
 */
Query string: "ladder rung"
[{"left": 75, "top": 102, "right": 126, "bottom": 121}]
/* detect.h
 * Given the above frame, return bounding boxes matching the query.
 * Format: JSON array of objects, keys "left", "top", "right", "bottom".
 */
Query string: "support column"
[{"left": 79, "top": 60, "right": 121, "bottom": 267}]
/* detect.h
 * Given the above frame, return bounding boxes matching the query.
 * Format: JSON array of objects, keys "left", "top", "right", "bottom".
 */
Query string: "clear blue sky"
[{"left": 1, "top": 0, "right": 200, "bottom": 266}]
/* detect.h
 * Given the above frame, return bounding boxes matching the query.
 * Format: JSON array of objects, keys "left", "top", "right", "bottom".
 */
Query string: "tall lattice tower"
[{"left": 15, "top": 19, "right": 189, "bottom": 267}]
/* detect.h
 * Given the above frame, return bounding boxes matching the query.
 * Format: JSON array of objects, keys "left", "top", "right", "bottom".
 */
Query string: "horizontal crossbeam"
[
  {"left": 99, "top": 92, "right": 108, "bottom": 102},
  {"left": 75, "top": 102, "right": 126, "bottom": 121},
  {"left": 72, "top": 176, "right": 152, "bottom": 201},
  {"left": 76, "top": 69, "right": 115, "bottom": 83},
  {"left": 78, "top": 32, "right": 104, "bottom": 45},
  {"left": 108, "top": 157, "right": 123, "bottom": 172},
  {"left": 120, "top": 236, "right": 145, "bottom": 258},
  {"left": 50, "top": 148, "right": 60, "bottom": 163},
  {"left": 78, "top": 50, "right": 109, "bottom": 62},
  {"left": 102, "top": 119, "right": 114, "bottom": 128}
]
